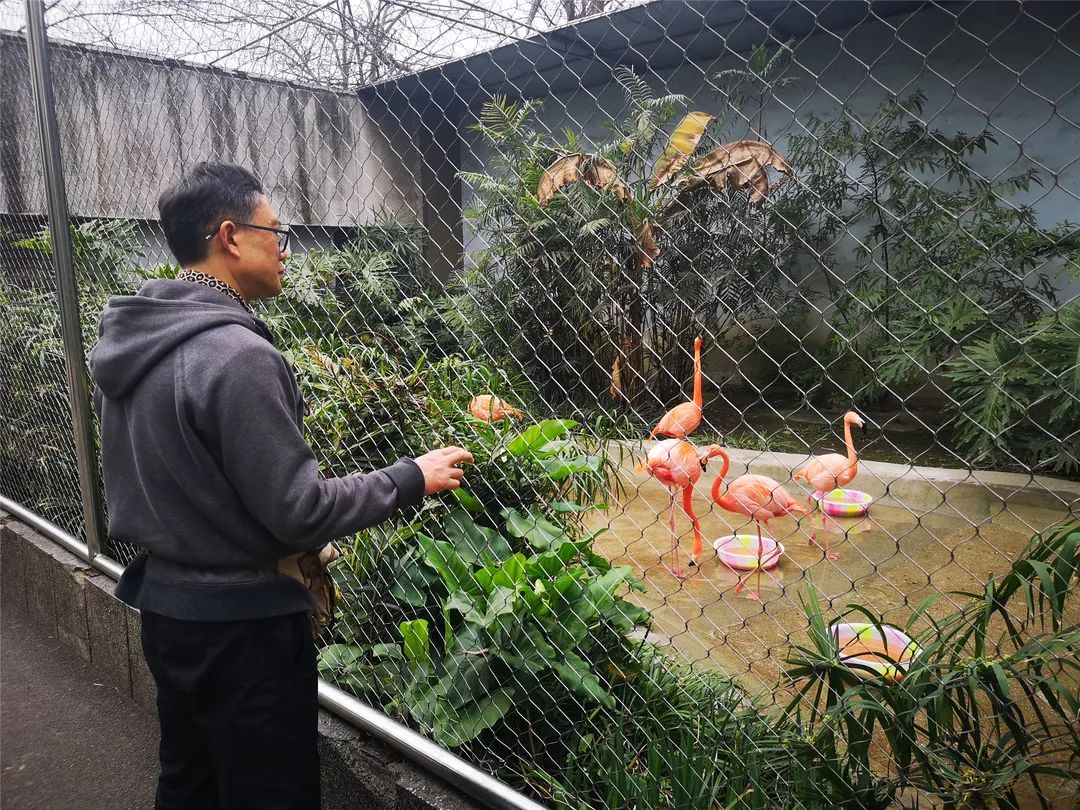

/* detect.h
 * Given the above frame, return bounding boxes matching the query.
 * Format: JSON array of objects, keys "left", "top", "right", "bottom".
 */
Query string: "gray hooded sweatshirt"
[{"left": 91, "top": 279, "right": 424, "bottom": 621}]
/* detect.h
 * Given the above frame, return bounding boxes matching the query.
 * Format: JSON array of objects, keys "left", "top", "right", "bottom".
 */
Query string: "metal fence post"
[{"left": 23, "top": 0, "right": 106, "bottom": 559}]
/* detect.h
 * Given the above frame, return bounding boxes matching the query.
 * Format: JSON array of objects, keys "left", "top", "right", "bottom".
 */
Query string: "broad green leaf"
[
  {"left": 451, "top": 487, "right": 485, "bottom": 513},
  {"left": 419, "top": 535, "right": 480, "bottom": 596},
  {"left": 370, "top": 643, "right": 403, "bottom": 659},
  {"left": 540, "top": 454, "right": 602, "bottom": 481},
  {"left": 318, "top": 644, "right": 365, "bottom": 670},
  {"left": 499, "top": 624, "right": 558, "bottom": 675},
  {"left": 529, "top": 550, "right": 570, "bottom": 579},
  {"left": 445, "top": 508, "right": 513, "bottom": 566},
  {"left": 534, "top": 439, "right": 572, "bottom": 458},
  {"left": 502, "top": 507, "right": 566, "bottom": 550},
  {"left": 399, "top": 619, "right": 431, "bottom": 672},
  {"left": 467, "top": 585, "right": 518, "bottom": 627},
  {"left": 588, "top": 566, "right": 633, "bottom": 603},
  {"left": 555, "top": 540, "right": 580, "bottom": 564},
  {"left": 492, "top": 553, "right": 528, "bottom": 589},
  {"left": 604, "top": 599, "right": 651, "bottom": 632},
  {"left": 390, "top": 550, "right": 436, "bottom": 607},
  {"left": 437, "top": 652, "right": 495, "bottom": 709},
  {"left": 444, "top": 590, "right": 476, "bottom": 617},
  {"left": 433, "top": 688, "right": 515, "bottom": 747},
  {"left": 553, "top": 649, "right": 614, "bottom": 708},
  {"left": 505, "top": 419, "right": 578, "bottom": 456},
  {"left": 549, "top": 501, "right": 608, "bottom": 513},
  {"left": 473, "top": 567, "right": 494, "bottom": 595}
]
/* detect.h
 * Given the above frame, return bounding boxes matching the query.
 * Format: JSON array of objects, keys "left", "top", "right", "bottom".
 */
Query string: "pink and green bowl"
[
  {"left": 830, "top": 622, "right": 922, "bottom": 681},
  {"left": 712, "top": 535, "right": 784, "bottom": 571},
  {"left": 812, "top": 487, "right": 873, "bottom": 517}
]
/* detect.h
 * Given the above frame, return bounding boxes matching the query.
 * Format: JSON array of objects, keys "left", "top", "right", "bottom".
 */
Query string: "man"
[{"left": 90, "top": 162, "right": 471, "bottom": 809}]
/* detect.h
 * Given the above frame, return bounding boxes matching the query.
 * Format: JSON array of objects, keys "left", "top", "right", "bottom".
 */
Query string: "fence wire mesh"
[
  {"left": 0, "top": 33, "right": 88, "bottom": 538},
  {"left": 2, "top": 0, "right": 1079, "bottom": 807}
]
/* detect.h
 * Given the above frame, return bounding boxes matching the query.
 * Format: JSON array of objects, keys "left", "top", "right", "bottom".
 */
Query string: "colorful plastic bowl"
[
  {"left": 712, "top": 535, "right": 784, "bottom": 571},
  {"left": 830, "top": 622, "right": 922, "bottom": 681},
  {"left": 813, "top": 488, "right": 873, "bottom": 517}
]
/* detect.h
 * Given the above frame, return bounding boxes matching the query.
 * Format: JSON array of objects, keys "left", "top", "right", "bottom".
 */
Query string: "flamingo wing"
[
  {"left": 818, "top": 453, "right": 857, "bottom": 490},
  {"left": 798, "top": 454, "right": 855, "bottom": 492},
  {"left": 739, "top": 475, "right": 807, "bottom": 516},
  {"left": 725, "top": 477, "right": 778, "bottom": 518},
  {"left": 650, "top": 402, "right": 703, "bottom": 439},
  {"left": 636, "top": 439, "right": 694, "bottom": 487}
]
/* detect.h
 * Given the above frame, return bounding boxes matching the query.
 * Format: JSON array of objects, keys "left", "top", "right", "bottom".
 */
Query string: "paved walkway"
[{"left": 1, "top": 605, "right": 159, "bottom": 809}]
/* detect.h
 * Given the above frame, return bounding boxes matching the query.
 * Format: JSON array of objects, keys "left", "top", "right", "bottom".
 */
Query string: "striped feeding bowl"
[
  {"left": 712, "top": 535, "right": 784, "bottom": 571},
  {"left": 830, "top": 622, "right": 922, "bottom": 682},
  {"left": 813, "top": 488, "right": 873, "bottom": 517}
]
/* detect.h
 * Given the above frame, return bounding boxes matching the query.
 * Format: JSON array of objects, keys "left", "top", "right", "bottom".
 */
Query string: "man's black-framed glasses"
[{"left": 205, "top": 222, "right": 291, "bottom": 253}]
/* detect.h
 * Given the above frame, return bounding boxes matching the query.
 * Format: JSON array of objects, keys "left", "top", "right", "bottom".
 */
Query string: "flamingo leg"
[
  {"left": 747, "top": 522, "right": 763, "bottom": 601},
  {"left": 807, "top": 494, "right": 817, "bottom": 545},
  {"left": 733, "top": 552, "right": 747, "bottom": 594},
  {"left": 733, "top": 522, "right": 763, "bottom": 600},
  {"left": 666, "top": 490, "right": 686, "bottom": 580},
  {"left": 808, "top": 492, "right": 840, "bottom": 561},
  {"left": 681, "top": 486, "right": 703, "bottom": 567}
]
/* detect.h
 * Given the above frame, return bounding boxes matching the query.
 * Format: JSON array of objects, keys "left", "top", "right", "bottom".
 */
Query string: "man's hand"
[{"left": 413, "top": 446, "right": 474, "bottom": 495}]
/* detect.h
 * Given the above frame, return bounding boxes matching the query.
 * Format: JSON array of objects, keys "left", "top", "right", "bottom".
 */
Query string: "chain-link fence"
[{"left": 3, "top": 0, "right": 1079, "bottom": 807}]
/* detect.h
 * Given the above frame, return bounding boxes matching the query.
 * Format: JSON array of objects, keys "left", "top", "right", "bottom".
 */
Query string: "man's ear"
[{"left": 213, "top": 221, "right": 242, "bottom": 259}]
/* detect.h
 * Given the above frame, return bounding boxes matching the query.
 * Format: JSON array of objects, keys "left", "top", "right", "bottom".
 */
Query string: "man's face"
[{"left": 230, "top": 195, "right": 288, "bottom": 299}]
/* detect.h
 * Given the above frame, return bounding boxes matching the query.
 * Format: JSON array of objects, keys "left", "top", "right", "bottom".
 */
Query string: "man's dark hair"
[{"left": 158, "top": 162, "right": 264, "bottom": 266}]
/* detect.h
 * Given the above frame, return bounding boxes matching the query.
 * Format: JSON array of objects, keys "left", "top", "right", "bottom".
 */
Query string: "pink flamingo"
[
  {"left": 468, "top": 395, "right": 523, "bottom": 421},
  {"left": 793, "top": 411, "right": 864, "bottom": 561},
  {"left": 649, "top": 337, "right": 703, "bottom": 439},
  {"left": 634, "top": 439, "right": 725, "bottom": 579},
  {"left": 709, "top": 448, "right": 808, "bottom": 600}
]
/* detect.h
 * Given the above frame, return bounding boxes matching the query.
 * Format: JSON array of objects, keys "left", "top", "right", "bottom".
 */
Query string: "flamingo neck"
[
  {"left": 844, "top": 417, "right": 858, "bottom": 467},
  {"left": 710, "top": 449, "right": 730, "bottom": 503},
  {"left": 692, "top": 341, "right": 702, "bottom": 408}
]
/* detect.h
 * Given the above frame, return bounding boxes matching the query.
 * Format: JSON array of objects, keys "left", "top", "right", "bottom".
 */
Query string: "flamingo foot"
[
  {"left": 668, "top": 565, "right": 688, "bottom": 580},
  {"left": 744, "top": 591, "right": 761, "bottom": 602},
  {"left": 825, "top": 550, "right": 840, "bottom": 562}
]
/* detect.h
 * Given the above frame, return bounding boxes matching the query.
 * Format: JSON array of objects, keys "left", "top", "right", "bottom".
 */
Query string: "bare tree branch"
[{"left": 39, "top": 0, "right": 633, "bottom": 88}]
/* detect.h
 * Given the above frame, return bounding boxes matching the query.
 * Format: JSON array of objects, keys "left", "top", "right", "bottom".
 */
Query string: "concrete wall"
[
  {"left": 0, "top": 510, "right": 481, "bottom": 810},
  {"left": 0, "top": 32, "right": 424, "bottom": 229}
]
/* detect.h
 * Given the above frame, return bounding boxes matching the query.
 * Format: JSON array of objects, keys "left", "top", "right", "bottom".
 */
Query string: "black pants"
[{"left": 140, "top": 611, "right": 320, "bottom": 810}]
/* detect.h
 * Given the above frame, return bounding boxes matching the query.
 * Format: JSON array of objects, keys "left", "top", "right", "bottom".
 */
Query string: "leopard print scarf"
[{"left": 176, "top": 268, "right": 253, "bottom": 315}]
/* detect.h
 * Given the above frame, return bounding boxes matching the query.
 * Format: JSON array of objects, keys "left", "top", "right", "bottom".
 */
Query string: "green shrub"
[
  {"left": 944, "top": 301, "right": 1080, "bottom": 473},
  {"left": 787, "top": 92, "right": 1078, "bottom": 414},
  {"left": 786, "top": 521, "right": 1080, "bottom": 808}
]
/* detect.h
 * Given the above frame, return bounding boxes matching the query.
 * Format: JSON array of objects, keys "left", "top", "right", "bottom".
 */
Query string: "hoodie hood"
[{"left": 91, "top": 279, "right": 265, "bottom": 399}]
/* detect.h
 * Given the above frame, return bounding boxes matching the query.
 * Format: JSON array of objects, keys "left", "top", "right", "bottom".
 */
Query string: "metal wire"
[{"left": 3, "top": 1, "right": 1079, "bottom": 807}]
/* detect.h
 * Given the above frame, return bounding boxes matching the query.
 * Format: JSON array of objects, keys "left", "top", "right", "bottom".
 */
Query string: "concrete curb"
[
  {"left": 0, "top": 513, "right": 483, "bottom": 810},
  {"left": 611, "top": 441, "right": 1080, "bottom": 518}
]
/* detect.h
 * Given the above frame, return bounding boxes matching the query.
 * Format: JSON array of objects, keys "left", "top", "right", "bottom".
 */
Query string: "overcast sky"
[{"left": 2, "top": 0, "right": 640, "bottom": 87}]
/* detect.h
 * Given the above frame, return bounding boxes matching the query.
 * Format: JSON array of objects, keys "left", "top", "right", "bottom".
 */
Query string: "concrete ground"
[{"left": 0, "top": 604, "right": 159, "bottom": 809}]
